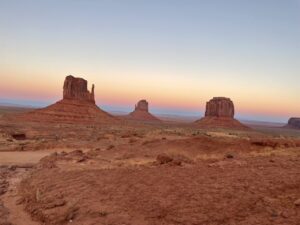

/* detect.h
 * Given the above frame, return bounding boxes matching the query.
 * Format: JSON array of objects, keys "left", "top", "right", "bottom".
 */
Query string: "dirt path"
[
  {"left": 0, "top": 151, "right": 50, "bottom": 166},
  {"left": 0, "top": 149, "right": 76, "bottom": 225},
  {"left": 0, "top": 148, "right": 82, "bottom": 166}
]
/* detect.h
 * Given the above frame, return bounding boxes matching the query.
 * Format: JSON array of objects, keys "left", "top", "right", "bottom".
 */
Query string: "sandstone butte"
[
  {"left": 15, "top": 75, "right": 116, "bottom": 123},
  {"left": 126, "top": 100, "right": 160, "bottom": 122},
  {"left": 286, "top": 117, "right": 300, "bottom": 129},
  {"left": 195, "top": 97, "right": 249, "bottom": 129}
]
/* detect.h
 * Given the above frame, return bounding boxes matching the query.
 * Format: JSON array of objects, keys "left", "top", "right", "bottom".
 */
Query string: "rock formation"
[
  {"left": 287, "top": 118, "right": 300, "bottom": 129},
  {"left": 63, "top": 75, "right": 95, "bottom": 103},
  {"left": 135, "top": 100, "right": 149, "bottom": 112},
  {"left": 205, "top": 97, "right": 234, "bottom": 117},
  {"left": 196, "top": 97, "right": 248, "bottom": 129},
  {"left": 126, "top": 100, "right": 160, "bottom": 122},
  {"left": 16, "top": 75, "right": 115, "bottom": 123}
]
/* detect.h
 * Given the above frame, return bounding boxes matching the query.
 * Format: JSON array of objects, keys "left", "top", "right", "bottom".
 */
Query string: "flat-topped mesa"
[
  {"left": 135, "top": 100, "right": 149, "bottom": 112},
  {"left": 205, "top": 97, "right": 234, "bottom": 118},
  {"left": 195, "top": 96, "right": 249, "bottom": 129},
  {"left": 63, "top": 75, "right": 95, "bottom": 103},
  {"left": 288, "top": 117, "right": 300, "bottom": 129}
]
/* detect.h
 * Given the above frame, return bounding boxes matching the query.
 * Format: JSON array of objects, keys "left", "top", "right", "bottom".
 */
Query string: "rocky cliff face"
[
  {"left": 196, "top": 97, "right": 248, "bottom": 129},
  {"left": 288, "top": 118, "right": 300, "bottom": 129},
  {"left": 205, "top": 97, "right": 234, "bottom": 118},
  {"left": 63, "top": 75, "right": 95, "bottom": 103},
  {"left": 135, "top": 100, "right": 149, "bottom": 112}
]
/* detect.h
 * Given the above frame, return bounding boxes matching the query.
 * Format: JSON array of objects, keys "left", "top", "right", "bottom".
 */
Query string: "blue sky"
[{"left": 0, "top": 0, "right": 299, "bottom": 122}]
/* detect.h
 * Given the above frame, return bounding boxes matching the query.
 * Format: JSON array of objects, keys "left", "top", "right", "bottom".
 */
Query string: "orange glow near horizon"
[
  {"left": 0, "top": 72, "right": 300, "bottom": 119},
  {"left": 1, "top": 70, "right": 299, "bottom": 120}
]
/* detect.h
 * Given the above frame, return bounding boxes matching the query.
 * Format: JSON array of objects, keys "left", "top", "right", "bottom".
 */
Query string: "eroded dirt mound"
[
  {"left": 17, "top": 133, "right": 300, "bottom": 225},
  {"left": 19, "top": 155, "right": 300, "bottom": 225},
  {"left": 0, "top": 167, "right": 13, "bottom": 225}
]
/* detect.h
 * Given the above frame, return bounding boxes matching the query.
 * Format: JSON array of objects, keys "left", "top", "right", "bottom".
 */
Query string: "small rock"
[
  {"left": 225, "top": 153, "right": 234, "bottom": 159},
  {"left": 76, "top": 157, "right": 86, "bottom": 163},
  {"left": 281, "top": 211, "right": 289, "bottom": 218},
  {"left": 294, "top": 199, "right": 300, "bottom": 206},
  {"left": 156, "top": 154, "right": 173, "bottom": 164},
  {"left": 172, "top": 159, "right": 182, "bottom": 166},
  {"left": 107, "top": 145, "right": 115, "bottom": 150}
]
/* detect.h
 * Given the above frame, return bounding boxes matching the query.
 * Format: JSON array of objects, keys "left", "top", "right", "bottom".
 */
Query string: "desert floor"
[{"left": 0, "top": 107, "right": 300, "bottom": 225}]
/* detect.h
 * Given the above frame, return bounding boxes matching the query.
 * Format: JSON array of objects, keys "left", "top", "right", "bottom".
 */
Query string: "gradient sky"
[{"left": 1, "top": 0, "right": 300, "bottom": 122}]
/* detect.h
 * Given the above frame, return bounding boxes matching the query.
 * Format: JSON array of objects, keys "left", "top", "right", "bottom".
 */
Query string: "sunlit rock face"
[
  {"left": 205, "top": 97, "right": 234, "bottom": 118},
  {"left": 63, "top": 75, "right": 95, "bottom": 104}
]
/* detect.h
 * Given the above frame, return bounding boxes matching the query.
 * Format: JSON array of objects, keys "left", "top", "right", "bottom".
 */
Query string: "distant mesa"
[
  {"left": 15, "top": 75, "right": 115, "bottom": 123},
  {"left": 205, "top": 97, "right": 234, "bottom": 118},
  {"left": 126, "top": 99, "right": 160, "bottom": 122},
  {"left": 195, "top": 97, "right": 249, "bottom": 129},
  {"left": 286, "top": 117, "right": 300, "bottom": 129}
]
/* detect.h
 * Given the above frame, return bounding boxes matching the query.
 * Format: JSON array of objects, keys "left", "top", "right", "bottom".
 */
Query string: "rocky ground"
[{"left": 0, "top": 117, "right": 300, "bottom": 225}]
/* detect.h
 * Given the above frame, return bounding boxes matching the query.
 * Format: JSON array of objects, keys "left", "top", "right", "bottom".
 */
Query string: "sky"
[{"left": 0, "top": 0, "right": 299, "bottom": 122}]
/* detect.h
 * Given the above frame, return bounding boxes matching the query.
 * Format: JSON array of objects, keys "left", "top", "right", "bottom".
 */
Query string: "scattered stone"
[
  {"left": 107, "top": 145, "right": 115, "bottom": 150},
  {"left": 69, "top": 150, "right": 84, "bottom": 156},
  {"left": 76, "top": 156, "right": 87, "bottom": 163},
  {"left": 156, "top": 154, "right": 173, "bottom": 164},
  {"left": 225, "top": 153, "right": 234, "bottom": 159},
  {"left": 172, "top": 159, "right": 182, "bottom": 166},
  {"left": 99, "top": 211, "right": 108, "bottom": 217},
  {"left": 281, "top": 211, "right": 289, "bottom": 218},
  {"left": 294, "top": 199, "right": 300, "bottom": 206},
  {"left": 11, "top": 133, "right": 26, "bottom": 140}
]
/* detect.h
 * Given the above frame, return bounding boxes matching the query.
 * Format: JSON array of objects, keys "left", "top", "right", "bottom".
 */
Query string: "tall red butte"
[
  {"left": 17, "top": 75, "right": 115, "bottom": 123},
  {"left": 195, "top": 97, "right": 249, "bottom": 129}
]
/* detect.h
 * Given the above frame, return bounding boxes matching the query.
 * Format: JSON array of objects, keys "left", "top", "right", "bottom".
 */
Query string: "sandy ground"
[
  {"left": 0, "top": 151, "right": 56, "bottom": 166},
  {"left": 0, "top": 108, "right": 300, "bottom": 225}
]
